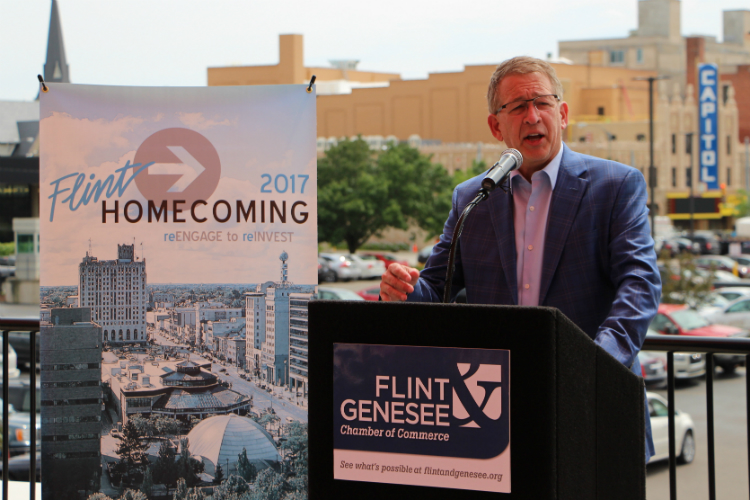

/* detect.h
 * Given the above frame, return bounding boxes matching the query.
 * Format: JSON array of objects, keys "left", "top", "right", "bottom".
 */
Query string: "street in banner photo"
[{"left": 39, "top": 83, "right": 317, "bottom": 500}]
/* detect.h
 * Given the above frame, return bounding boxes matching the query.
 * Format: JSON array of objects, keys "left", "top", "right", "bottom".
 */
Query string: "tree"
[
  {"left": 173, "top": 478, "right": 189, "bottom": 500},
  {"left": 176, "top": 438, "right": 204, "bottom": 487},
  {"left": 119, "top": 490, "right": 147, "bottom": 500},
  {"left": 249, "top": 468, "right": 286, "bottom": 500},
  {"left": 318, "top": 138, "right": 453, "bottom": 253},
  {"left": 153, "top": 439, "right": 178, "bottom": 486},
  {"left": 214, "top": 463, "right": 225, "bottom": 485},
  {"left": 237, "top": 448, "right": 257, "bottom": 482},
  {"left": 116, "top": 420, "right": 150, "bottom": 472},
  {"left": 659, "top": 249, "right": 713, "bottom": 307},
  {"left": 140, "top": 466, "right": 154, "bottom": 497}
]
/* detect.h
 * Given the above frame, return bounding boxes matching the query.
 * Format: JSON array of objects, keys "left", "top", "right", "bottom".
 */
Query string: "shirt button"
[
  {"left": 527, "top": 245, "right": 533, "bottom": 251},
  {"left": 529, "top": 206, "right": 535, "bottom": 211},
  {"left": 524, "top": 284, "right": 530, "bottom": 289}
]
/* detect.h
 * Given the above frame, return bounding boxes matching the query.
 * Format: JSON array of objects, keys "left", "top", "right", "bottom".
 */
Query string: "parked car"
[
  {"left": 317, "top": 257, "right": 337, "bottom": 283},
  {"left": 713, "top": 286, "right": 750, "bottom": 302},
  {"left": 650, "top": 303, "right": 747, "bottom": 373},
  {"left": 356, "top": 286, "right": 381, "bottom": 301},
  {"left": 643, "top": 329, "right": 706, "bottom": 381},
  {"left": 694, "top": 255, "right": 740, "bottom": 276},
  {"left": 417, "top": 244, "right": 435, "bottom": 264},
  {"left": 316, "top": 286, "right": 366, "bottom": 301},
  {"left": 0, "top": 398, "right": 40, "bottom": 457},
  {"left": 687, "top": 232, "right": 721, "bottom": 255},
  {"left": 648, "top": 392, "right": 695, "bottom": 464},
  {"left": 351, "top": 254, "right": 386, "bottom": 280},
  {"left": 363, "top": 253, "right": 409, "bottom": 269},
  {"left": 637, "top": 350, "right": 667, "bottom": 386},
  {"left": 319, "top": 253, "right": 362, "bottom": 281},
  {"left": 0, "top": 452, "right": 41, "bottom": 482},
  {"left": 727, "top": 254, "right": 750, "bottom": 277},
  {"left": 660, "top": 237, "right": 700, "bottom": 257}
]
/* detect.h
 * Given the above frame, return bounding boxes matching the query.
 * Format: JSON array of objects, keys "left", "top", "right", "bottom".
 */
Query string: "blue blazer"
[{"left": 408, "top": 144, "right": 662, "bottom": 455}]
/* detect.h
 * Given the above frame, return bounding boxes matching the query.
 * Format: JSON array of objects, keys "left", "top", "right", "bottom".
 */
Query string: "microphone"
[{"left": 481, "top": 149, "right": 523, "bottom": 192}]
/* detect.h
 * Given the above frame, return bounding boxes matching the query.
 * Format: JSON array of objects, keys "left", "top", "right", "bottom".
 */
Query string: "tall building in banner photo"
[
  {"left": 41, "top": 308, "right": 103, "bottom": 500},
  {"left": 78, "top": 243, "right": 147, "bottom": 344},
  {"left": 245, "top": 251, "right": 315, "bottom": 394}
]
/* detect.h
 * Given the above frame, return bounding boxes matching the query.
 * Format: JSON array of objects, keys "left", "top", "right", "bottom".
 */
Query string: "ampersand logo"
[
  {"left": 133, "top": 128, "right": 221, "bottom": 204},
  {"left": 452, "top": 363, "right": 503, "bottom": 428}
]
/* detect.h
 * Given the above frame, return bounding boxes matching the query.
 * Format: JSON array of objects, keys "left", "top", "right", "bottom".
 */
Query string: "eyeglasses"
[{"left": 495, "top": 94, "right": 559, "bottom": 116}]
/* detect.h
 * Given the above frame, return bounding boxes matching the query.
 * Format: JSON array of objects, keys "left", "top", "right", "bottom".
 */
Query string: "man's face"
[{"left": 487, "top": 72, "right": 568, "bottom": 177}]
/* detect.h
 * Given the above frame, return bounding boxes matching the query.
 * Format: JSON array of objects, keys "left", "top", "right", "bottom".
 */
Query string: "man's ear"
[
  {"left": 559, "top": 101, "right": 569, "bottom": 130},
  {"left": 488, "top": 114, "right": 504, "bottom": 142}
]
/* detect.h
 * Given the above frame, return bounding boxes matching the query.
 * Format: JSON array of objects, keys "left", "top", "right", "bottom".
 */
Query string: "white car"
[
  {"left": 352, "top": 254, "right": 386, "bottom": 280},
  {"left": 712, "top": 286, "right": 750, "bottom": 302},
  {"left": 319, "top": 253, "right": 363, "bottom": 281},
  {"left": 642, "top": 328, "right": 706, "bottom": 380},
  {"left": 648, "top": 392, "right": 695, "bottom": 464},
  {"left": 316, "top": 286, "right": 365, "bottom": 301},
  {"left": 701, "top": 295, "right": 750, "bottom": 330}
]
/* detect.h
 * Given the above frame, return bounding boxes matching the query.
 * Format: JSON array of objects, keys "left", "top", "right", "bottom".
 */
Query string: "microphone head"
[{"left": 502, "top": 148, "right": 523, "bottom": 170}]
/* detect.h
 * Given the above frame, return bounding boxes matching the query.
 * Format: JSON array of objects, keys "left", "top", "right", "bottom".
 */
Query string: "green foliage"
[
  {"left": 116, "top": 419, "right": 150, "bottom": 469},
  {"left": 214, "top": 463, "right": 225, "bottom": 485},
  {"left": 0, "top": 242, "right": 13, "bottom": 256},
  {"left": 250, "top": 468, "right": 286, "bottom": 500},
  {"left": 237, "top": 448, "right": 257, "bottom": 482},
  {"left": 450, "top": 159, "right": 488, "bottom": 187},
  {"left": 318, "top": 138, "right": 453, "bottom": 253},
  {"left": 659, "top": 250, "right": 713, "bottom": 307},
  {"left": 140, "top": 466, "right": 154, "bottom": 497},
  {"left": 154, "top": 439, "right": 178, "bottom": 486},
  {"left": 87, "top": 494, "right": 114, "bottom": 500},
  {"left": 735, "top": 189, "right": 750, "bottom": 218},
  {"left": 358, "top": 242, "right": 410, "bottom": 252},
  {"left": 173, "top": 478, "right": 189, "bottom": 500},
  {"left": 176, "top": 438, "right": 204, "bottom": 487}
]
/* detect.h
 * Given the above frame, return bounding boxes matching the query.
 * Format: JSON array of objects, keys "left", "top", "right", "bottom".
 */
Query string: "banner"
[
  {"left": 39, "top": 83, "right": 316, "bottom": 499},
  {"left": 333, "top": 343, "right": 511, "bottom": 494}
]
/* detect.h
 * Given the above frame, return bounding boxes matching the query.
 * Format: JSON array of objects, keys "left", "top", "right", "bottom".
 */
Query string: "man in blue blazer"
[{"left": 380, "top": 56, "right": 661, "bottom": 458}]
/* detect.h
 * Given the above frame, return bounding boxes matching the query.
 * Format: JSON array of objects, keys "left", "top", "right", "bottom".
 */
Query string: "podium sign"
[{"left": 333, "top": 343, "right": 510, "bottom": 493}]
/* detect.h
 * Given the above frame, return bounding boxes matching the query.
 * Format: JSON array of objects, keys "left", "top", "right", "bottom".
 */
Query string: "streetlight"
[
  {"left": 686, "top": 132, "right": 695, "bottom": 239},
  {"left": 634, "top": 75, "right": 670, "bottom": 238}
]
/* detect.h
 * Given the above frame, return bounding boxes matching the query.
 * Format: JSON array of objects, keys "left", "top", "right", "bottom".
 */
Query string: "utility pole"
[{"left": 635, "top": 75, "right": 669, "bottom": 239}]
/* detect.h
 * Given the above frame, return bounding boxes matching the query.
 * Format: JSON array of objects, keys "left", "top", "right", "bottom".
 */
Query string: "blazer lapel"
[
  {"left": 539, "top": 145, "right": 589, "bottom": 304},
  {"left": 486, "top": 187, "right": 518, "bottom": 304}
]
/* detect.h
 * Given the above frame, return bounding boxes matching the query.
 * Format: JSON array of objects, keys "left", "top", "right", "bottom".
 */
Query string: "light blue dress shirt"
[{"left": 511, "top": 145, "right": 563, "bottom": 306}]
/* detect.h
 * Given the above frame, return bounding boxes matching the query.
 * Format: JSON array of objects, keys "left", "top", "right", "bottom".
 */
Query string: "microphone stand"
[{"left": 442, "top": 189, "right": 490, "bottom": 304}]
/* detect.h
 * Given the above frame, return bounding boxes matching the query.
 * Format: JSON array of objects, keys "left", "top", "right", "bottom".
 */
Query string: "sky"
[{"left": 2, "top": 0, "right": 748, "bottom": 102}]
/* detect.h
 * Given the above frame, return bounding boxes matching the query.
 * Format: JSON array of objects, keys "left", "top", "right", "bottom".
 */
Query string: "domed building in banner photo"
[{"left": 186, "top": 413, "right": 281, "bottom": 476}]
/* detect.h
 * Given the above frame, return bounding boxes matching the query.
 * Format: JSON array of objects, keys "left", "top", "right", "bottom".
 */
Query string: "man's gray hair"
[{"left": 487, "top": 56, "right": 564, "bottom": 114}]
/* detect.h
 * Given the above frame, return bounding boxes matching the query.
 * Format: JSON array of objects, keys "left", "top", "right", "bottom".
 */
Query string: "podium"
[{"left": 308, "top": 301, "right": 646, "bottom": 499}]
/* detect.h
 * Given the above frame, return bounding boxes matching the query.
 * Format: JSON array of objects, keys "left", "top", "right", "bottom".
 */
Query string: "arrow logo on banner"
[{"left": 148, "top": 146, "right": 207, "bottom": 192}]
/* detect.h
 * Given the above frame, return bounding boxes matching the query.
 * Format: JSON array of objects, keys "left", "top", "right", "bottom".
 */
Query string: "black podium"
[{"left": 308, "top": 301, "right": 646, "bottom": 499}]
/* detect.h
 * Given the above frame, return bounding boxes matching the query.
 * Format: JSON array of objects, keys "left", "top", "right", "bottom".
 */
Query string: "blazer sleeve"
[
  {"left": 407, "top": 184, "right": 466, "bottom": 303},
  {"left": 594, "top": 168, "right": 662, "bottom": 367}
]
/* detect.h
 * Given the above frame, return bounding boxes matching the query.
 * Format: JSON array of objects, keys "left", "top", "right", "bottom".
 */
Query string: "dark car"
[
  {"left": 317, "top": 257, "right": 337, "bottom": 283},
  {"left": 660, "top": 237, "right": 700, "bottom": 257},
  {"left": 0, "top": 452, "right": 41, "bottom": 482},
  {"left": 687, "top": 232, "right": 721, "bottom": 255}
]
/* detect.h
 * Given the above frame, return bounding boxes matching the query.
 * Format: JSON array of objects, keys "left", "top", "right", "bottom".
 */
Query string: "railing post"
[
  {"left": 706, "top": 353, "right": 716, "bottom": 500},
  {"left": 667, "top": 351, "right": 677, "bottom": 500},
  {"left": 747, "top": 353, "right": 750, "bottom": 500},
  {"left": 3, "top": 330, "right": 9, "bottom": 500},
  {"left": 30, "top": 330, "right": 37, "bottom": 498}
]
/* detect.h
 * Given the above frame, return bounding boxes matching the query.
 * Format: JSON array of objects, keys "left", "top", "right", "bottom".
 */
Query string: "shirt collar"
[{"left": 509, "top": 143, "right": 564, "bottom": 190}]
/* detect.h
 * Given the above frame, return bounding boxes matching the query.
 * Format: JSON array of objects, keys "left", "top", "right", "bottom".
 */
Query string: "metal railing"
[
  {"left": 0, "top": 319, "right": 747, "bottom": 500},
  {"left": 1, "top": 318, "right": 39, "bottom": 500},
  {"left": 643, "top": 334, "right": 750, "bottom": 500}
]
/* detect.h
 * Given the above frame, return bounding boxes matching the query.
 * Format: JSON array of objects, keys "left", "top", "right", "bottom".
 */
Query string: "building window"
[
  {"left": 728, "top": 136, "right": 732, "bottom": 155},
  {"left": 671, "top": 167, "right": 677, "bottom": 187},
  {"left": 727, "top": 168, "right": 732, "bottom": 186},
  {"left": 597, "top": 107, "right": 605, "bottom": 116},
  {"left": 637, "top": 134, "right": 646, "bottom": 142},
  {"left": 610, "top": 50, "right": 624, "bottom": 64},
  {"left": 17, "top": 234, "right": 34, "bottom": 253},
  {"left": 671, "top": 134, "right": 676, "bottom": 154},
  {"left": 636, "top": 48, "right": 643, "bottom": 64}
]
